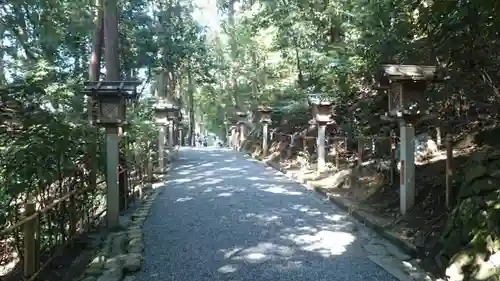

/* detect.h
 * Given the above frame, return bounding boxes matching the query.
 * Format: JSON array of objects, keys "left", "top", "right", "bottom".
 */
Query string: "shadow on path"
[{"left": 135, "top": 147, "right": 398, "bottom": 281}]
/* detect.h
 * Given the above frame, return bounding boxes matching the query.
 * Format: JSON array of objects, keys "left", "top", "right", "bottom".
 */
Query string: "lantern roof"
[
  {"left": 307, "top": 93, "right": 334, "bottom": 106},
  {"left": 177, "top": 111, "right": 183, "bottom": 119},
  {"left": 226, "top": 117, "right": 239, "bottom": 124},
  {"left": 379, "top": 64, "right": 447, "bottom": 82},
  {"left": 236, "top": 111, "right": 248, "bottom": 117},
  {"left": 256, "top": 106, "right": 272, "bottom": 113},
  {"left": 83, "top": 80, "right": 141, "bottom": 100},
  {"left": 152, "top": 99, "right": 179, "bottom": 112}
]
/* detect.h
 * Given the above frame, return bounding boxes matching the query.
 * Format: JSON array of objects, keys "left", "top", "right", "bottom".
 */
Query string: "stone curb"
[
  {"left": 75, "top": 183, "right": 163, "bottom": 281},
  {"left": 313, "top": 187, "right": 417, "bottom": 253},
  {"left": 245, "top": 152, "right": 443, "bottom": 281}
]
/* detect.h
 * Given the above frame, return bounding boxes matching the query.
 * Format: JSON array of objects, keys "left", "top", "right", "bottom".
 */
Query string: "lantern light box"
[
  {"left": 153, "top": 99, "right": 179, "bottom": 125},
  {"left": 83, "top": 81, "right": 141, "bottom": 126},
  {"left": 176, "top": 110, "right": 183, "bottom": 122},
  {"left": 236, "top": 111, "right": 248, "bottom": 124},
  {"left": 307, "top": 93, "right": 335, "bottom": 123},
  {"left": 226, "top": 118, "right": 238, "bottom": 126},
  {"left": 257, "top": 106, "right": 272, "bottom": 123},
  {"left": 236, "top": 111, "right": 248, "bottom": 118},
  {"left": 379, "top": 64, "right": 447, "bottom": 117}
]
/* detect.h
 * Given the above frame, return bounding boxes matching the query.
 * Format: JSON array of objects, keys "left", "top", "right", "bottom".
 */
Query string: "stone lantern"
[
  {"left": 153, "top": 99, "right": 170, "bottom": 123},
  {"left": 83, "top": 80, "right": 141, "bottom": 229},
  {"left": 256, "top": 106, "right": 272, "bottom": 157},
  {"left": 309, "top": 94, "right": 335, "bottom": 123},
  {"left": 223, "top": 120, "right": 230, "bottom": 146},
  {"left": 152, "top": 98, "right": 174, "bottom": 173},
  {"left": 227, "top": 119, "right": 239, "bottom": 150},
  {"left": 176, "top": 112, "right": 184, "bottom": 146},
  {"left": 236, "top": 111, "right": 248, "bottom": 150},
  {"left": 164, "top": 103, "right": 179, "bottom": 155},
  {"left": 307, "top": 93, "right": 335, "bottom": 172},
  {"left": 378, "top": 64, "right": 446, "bottom": 215},
  {"left": 170, "top": 108, "right": 180, "bottom": 147},
  {"left": 84, "top": 81, "right": 141, "bottom": 126},
  {"left": 222, "top": 120, "right": 232, "bottom": 147},
  {"left": 379, "top": 64, "right": 446, "bottom": 120}
]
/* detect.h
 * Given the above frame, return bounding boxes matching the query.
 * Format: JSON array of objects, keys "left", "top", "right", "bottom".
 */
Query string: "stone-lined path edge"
[{"left": 75, "top": 185, "right": 162, "bottom": 281}]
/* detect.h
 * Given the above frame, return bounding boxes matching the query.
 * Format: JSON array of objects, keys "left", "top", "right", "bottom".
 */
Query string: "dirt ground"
[{"left": 1, "top": 231, "right": 103, "bottom": 281}]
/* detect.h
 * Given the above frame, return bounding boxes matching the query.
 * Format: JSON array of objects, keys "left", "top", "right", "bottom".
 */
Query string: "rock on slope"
[{"left": 441, "top": 149, "right": 500, "bottom": 281}]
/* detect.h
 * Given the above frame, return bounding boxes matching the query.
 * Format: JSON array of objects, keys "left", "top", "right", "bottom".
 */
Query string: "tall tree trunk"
[
  {"left": 228, "top": 0, "right": 239, "bottom": 109},
  {"left": 104, "top": 0, "right": 120, "bottom": 80},
  {"left": 187, "top": 67, "right": 195, "bottom": 146},
  {"left": 169, "top": 70, "right": 176, "bottom": 101},
  {"left": 177, "top": 68, "right": 184, "bottom": 104},
  {"left": 103, "top": 0, "right": 127, "bottom": 211},
  {"left": 0, "top": 23, "right": 5, "bottom": 85},
  {"left": 89, "top": 4, "right": 103, "bottom": 81},
  {"left": 87, "top": 0, "right": 104, "bottom": 198},
  {"left": 250, "top": 50, "right": 258, "bottom": 101},
  {"left": 293, "top": 40, "right": 304, "bottom": 88}
]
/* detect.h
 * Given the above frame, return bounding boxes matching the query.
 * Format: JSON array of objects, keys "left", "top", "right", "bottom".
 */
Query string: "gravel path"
[{"left": 134, "top": 147, "right": 398, "bottom": 281}]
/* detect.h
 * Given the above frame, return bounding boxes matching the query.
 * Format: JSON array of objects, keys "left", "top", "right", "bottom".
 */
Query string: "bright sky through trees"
[{"left": 192, "top": 0, "right": 220, "bottom": 31}]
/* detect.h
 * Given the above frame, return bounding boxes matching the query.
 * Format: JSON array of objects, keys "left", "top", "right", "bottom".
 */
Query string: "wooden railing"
[{"left": 0, "top": 159, "right": 151, "bottom": 281}]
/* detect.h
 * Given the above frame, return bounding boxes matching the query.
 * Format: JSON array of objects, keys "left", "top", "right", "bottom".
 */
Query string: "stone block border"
[{"left": 76, "top": 185, "right": 162, "bottom": 281}]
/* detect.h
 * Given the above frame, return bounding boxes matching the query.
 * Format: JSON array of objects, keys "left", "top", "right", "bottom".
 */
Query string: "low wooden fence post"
[
  {"left": 69, "top": 193, "right": 77, "bottom": 246},
  {"left": 335, "top": 141, "right": 340, "bottom": 170},
  {"left": 357, "top": 138, "right": 363, "bottom": 171},
  {"left": 24, "top": 202, "right": 37, "bottom": 281},
  {"left": 147, "top": 154, "right": 153, "bottom": 183},
  {"left": 446, "top": 135, "right": 454, "bottom": 209},
  {"left": 287, "top": 135, "right": 293, "bottom": 159},
  {"left": 390, "top": 131, "right": 396, "bottom": 186}
]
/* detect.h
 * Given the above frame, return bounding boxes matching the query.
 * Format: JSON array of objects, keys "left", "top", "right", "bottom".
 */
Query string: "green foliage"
[
  {"left": 3, "top": 0, "right": 500, "bottom": 278},
  {"left": 0, "top": 0, "right": 161, "bottom": 247},
  {"left": 195, "top": 2, "right": 500, "bottom": 278},
  {"left": 0, "top": 75, "right": 97, "bottom": 222},
  {"left": 196, "top": 0, "right": 500, "bottom": 138}
]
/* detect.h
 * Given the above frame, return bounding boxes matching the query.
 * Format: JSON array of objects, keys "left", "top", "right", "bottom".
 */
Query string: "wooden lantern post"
[
  {"left": 177, "top": 112, "right": 184, "bottom": 146},
  {"left": 166, "top": 104, "right": 179, "bottom": 155},
  {"left": 379, "top": 64, "right": 446, "bottom": 215},
  {"left": 172, "top": 110, "right": 181, "bottom": 147},
  {"left": 231, "top": 124, "right": 238, "bottom": 150},
  {"left": 83, "top": 80, "right": 141, "bottom": 229},
  {"left": 196, "top": 121, "right": 205, "bottom": 141},
  {"left": 152, "top": 98, "right": 170, "bottom": 174},
  {"left": 308, "top": 94, "right": 335, "bottom": 173},
  {"left": 223, "top": 120, "right": 230, "bottom": 146},
  {"left": 236, "top": 111, "right": 248, "bottom": 150},
  {"left": 227, "top": 119, "right": 238, "bottom": 150},
  {"left": 257, "top": 106, "right": 272, "bottom": 157}
]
